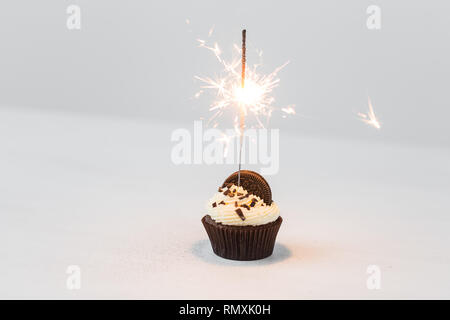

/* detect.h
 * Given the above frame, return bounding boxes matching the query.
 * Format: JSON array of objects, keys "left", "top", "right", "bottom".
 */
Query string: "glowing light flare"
[
  {"left": 208, "top": 25, "right": 215, "bottom": 37},
  {"left": 281, "top": 105, "right": 296, "bottom": 115},
  {"left": 233, "top": 80, "right": 265, "bottom": 107},
  {"left": 194, "top": 38, "right": 292, "bottom": 129},
  {"left": 358, "top": 97, "right": 381, "bottom": 129}
]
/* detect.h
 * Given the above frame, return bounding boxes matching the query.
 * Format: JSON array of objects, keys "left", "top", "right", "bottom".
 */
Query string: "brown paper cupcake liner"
[{"left": 201, "top": 215, "right": 282, "bottom": 261}]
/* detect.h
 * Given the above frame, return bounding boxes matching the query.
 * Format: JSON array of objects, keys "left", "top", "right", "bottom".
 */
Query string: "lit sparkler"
[
  {"left": 195, "top": 33, "right": 292, "bottom": 130},
  {"left": 195, "top": 29, "right": 293, "bottom": 182}
]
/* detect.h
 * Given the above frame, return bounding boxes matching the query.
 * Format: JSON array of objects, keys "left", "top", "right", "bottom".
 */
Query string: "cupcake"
[{"left": 202, "top": 170, "right": 282, "bottom": 260}]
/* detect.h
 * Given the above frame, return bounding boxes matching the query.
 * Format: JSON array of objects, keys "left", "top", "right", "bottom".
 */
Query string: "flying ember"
[{"left": 358, "top": 96, "right": 381, "bottom": 129}]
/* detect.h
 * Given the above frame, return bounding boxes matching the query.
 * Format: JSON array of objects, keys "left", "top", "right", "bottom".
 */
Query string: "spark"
[
  {"left": 208, "top": 25, "right": 215, "bottom": 37},
  {"left": 197, "top": 40, "right": 222, "bottom": 63},
  {"left": 195, "top": 38, "right": 292, "bottom": 129},
  {"left": 282, "top": 105, "right": 296, "bottom": 115},
  {"left": 194, "top": 90, "right": 203, "bottom": 99},
  {"left": 358, "top": 96, "right": 381, "bottom": 129}
]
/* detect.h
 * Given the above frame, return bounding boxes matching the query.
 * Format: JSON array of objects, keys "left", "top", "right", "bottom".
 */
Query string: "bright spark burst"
[
  {"left": 358, "top": 96, "right": 381, "bottom": 129},
  {"left": 195, "top": 38, "right": 293, "bottom": 129}
]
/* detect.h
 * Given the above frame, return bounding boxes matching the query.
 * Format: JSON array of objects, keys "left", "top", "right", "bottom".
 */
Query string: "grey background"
[
  {"left": 1, "top": 0, "right": 449, "bottom": 147},
  {"left": 1, "top": 1, "right": 450, "bottom": 299}
]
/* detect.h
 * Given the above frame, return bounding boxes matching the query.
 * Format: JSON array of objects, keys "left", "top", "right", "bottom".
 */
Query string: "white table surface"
[{"left": 1, "top": 107, "right": 449, "bottom": 299}]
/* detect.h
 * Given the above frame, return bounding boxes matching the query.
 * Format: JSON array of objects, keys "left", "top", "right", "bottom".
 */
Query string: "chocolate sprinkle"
[
  {"left": 241, "top": 204, "right": 250, "bottom": 210},
  {"left": 238, "top": 194, "right": 249, "bottom": 200},
  {"left": 235, "top": 201, "right": 238, "bottom": 207},
  {"left": 219, "top": 201, "right": 225, "bottom": 205},
  {"left": 218, "top": 187, "right": 223, "bottom": 192},
  {"left": 212, "top": 202, "right": 217, "bottom": 208},
  {"left": 223, "top": 189, "right": 230, "bottom": 196},
  {"left": 235, "top": 208, "right": 245, "bottom": 221}
]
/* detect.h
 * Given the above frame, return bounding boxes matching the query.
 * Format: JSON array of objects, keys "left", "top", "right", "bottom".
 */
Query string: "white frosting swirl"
[{"left": 206, "top": 184, "right": 280, "bottom": 226}]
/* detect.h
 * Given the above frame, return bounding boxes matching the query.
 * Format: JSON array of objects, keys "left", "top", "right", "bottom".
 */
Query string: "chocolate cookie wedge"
[{"left": 222, "top": 170, "right": 272, "bottom": 205}]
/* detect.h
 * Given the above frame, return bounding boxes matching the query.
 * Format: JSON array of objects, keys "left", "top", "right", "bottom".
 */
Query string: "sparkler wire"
[{"left": 238, "top": 29, "right": 246, "bottom": 186}]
